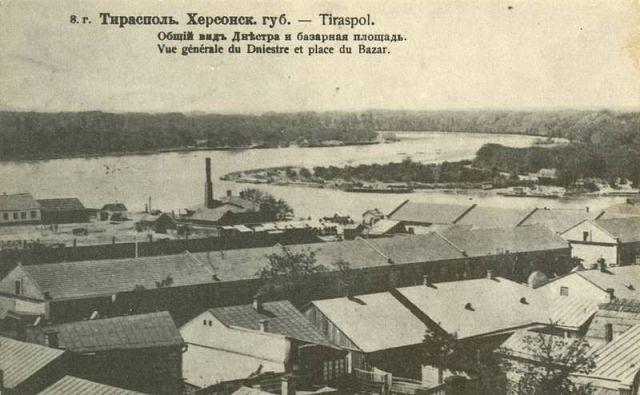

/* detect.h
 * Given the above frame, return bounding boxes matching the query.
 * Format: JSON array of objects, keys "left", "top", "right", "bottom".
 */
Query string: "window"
[
  {"left": 2, "top": 213, "right": 7, "bottom": 221},
  {"left": 560, "top": 286, "right": 569, "bottom": 296},
  {"left": 15, "top": 280, "right": 22, "bottom": 295},
  {"left": 583, "top": 231, "right": 589, "bottom": 241},
  {"left": 20, "top": 212, "right": 26, "bottom": 219},
  {"left": 322, "top": 359, "right": 346, "bottom": 383},
  {"left": 13, "top": 212, "right": 18, "bottom": 220},
  {"left": 30, "top": 211, "right": 37, "bottom": 218}
]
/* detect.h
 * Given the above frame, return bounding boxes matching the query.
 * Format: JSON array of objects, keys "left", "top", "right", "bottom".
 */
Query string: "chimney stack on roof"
[
  {"left": 205, "top": 158, "right": 214, "bottom": 208},
  {"left": 252, "top": 294, "right": 263, "bottom": 313},
  {"left": 423, "top": 274, "right": 432, "bottom": 287},
  {"left": 487, "top": 269, "right": 495, "bottom": 280},
  {"left": 43, "top": 328, "right": 59, "bottom": 348},
  {"left": 606, "top": 288, "right": 615, "bottom": 303},
  {"left": 259, "top": 319, "right": 269, "bottom": 332}
]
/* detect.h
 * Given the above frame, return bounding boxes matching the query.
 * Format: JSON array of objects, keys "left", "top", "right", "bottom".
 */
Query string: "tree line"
[{"left": 1, "top": 109, "right": 638, "bottom": 160}]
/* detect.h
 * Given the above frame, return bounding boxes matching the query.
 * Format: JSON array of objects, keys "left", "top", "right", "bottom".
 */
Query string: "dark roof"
[
  {"left": 46, "top": 311, "right": 184, "bottom": 353},
  {"left": 0, "top": 261, "right": 18, "bottom": 280},
  {"left": 102, "top": 203, "right": 127, "bottom": 211},
  {"left": 40, "top": 376, "right": 147, "bottom": 395},
  {"left": 36, "top": 198, "right": 85, "bottom": 212},
  {"left": 209, "top": 300, "right": 331, "bottom": 345},
  {"left": 439, "top": 224, "right": 569, "bottom": 256},
  {"left": 24, "top": 252, "right": 216, "bottom": 300},
  {"left": 365, "top": 233, "right": 465, "bottom": 264},
  {"left": 0, "top": 336, "right": 66, "bottom": 389},
  {"left": 0, "top": 193, "right": 40, "bottom": 211},
  {"left": 595, "top": 217, "right": 640, "bottom": 243},
  {"left": 388, "top": 201, "right": 475, "bottom": 224}
]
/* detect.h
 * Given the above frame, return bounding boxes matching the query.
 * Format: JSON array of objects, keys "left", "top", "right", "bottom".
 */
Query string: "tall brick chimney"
[{"left": 205, "top": 158, "right": 214, "bottom": 208}]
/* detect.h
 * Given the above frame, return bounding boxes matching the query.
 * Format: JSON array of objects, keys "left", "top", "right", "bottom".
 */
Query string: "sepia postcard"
[{"left": 0, "top": 1, "right": 639, "bottom": 394}]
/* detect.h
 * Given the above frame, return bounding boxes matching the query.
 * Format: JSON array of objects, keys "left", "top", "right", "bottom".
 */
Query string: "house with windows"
[
  {"left": 561, "top": 217, "right": 640, "bottom": 267},
  {"left": 0, "top": 193, "right": 41, "bottom": 225},
  {"left": 535, "top": 265, "right": 640, "bottom": 303},
  {"left": 27, "top": 311, "right": 185, "bottom": 395},
  {"left": 0, "top": 252, "right": 219, "bottom": 323},
  {"left": 302, "top": 291, "right": 428, "bottom": 380},
  {"left": 181, "top": 299, "right": 346, "bottom": 393}
]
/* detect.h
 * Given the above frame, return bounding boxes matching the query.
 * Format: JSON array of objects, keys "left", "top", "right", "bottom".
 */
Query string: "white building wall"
[
  {"left": 539, "top": 274, "right": 608, "bottom": 302},
  {"left": 571, "top": 244, "right": 618, "bottom": 267}
]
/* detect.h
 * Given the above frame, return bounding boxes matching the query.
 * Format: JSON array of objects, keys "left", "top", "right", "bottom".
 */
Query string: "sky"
[{"left": 1, "top": 0, "right": 639, "bottom": 113}]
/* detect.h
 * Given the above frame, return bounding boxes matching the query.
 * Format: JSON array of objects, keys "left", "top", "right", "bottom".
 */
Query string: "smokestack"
[{"left": 205, "top": 158, "right": 214, "bottom": 208}]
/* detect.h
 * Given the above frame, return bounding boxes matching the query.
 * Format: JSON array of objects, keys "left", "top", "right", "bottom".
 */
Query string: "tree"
[
  {"left": 507, "top": 331, "right": 596, "bottom": 395},
  {"left": 239, "top": 188, "right": 293, "bottom": 220},
  {"left": 422, "top": 329, "right": 505, "bottom": 392},
  {"left": 256, "top": 246, "right": 327, "bottom": 302}
]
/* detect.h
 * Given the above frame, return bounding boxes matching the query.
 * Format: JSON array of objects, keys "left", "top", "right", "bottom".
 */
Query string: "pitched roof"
[
  {"left": 367, "top": 219, "right": 402, "bottom": 236},
  {"left": 454, "top": 206, "right": 535, "bottom": 229},
  {"left": 209, "top": 300, "right": 332, "bottom": 345},
  {"left": 0, "top": 193, "right": 40, "bottom": 211},
  {"left": 574, "top": 266, "right": 640, "bottom": 300},
  {"left": 364, "top": 233, "right": 465, "bottom": 264},
  {"left": 439, "top": 224, "right": 569, "bottom": 257},
  {"left": 183, "top": 343, "right": 283, "bottom": 387},
  {"left": 191, "top": 240, "right": 391, "bottom": 282},
  {"left": 586, "top": 299, "right": 640, "bottom": 341},
  {"left": 46, "top": 311, "right": 184, "bottom": 353},
  {"left": 102, "top": 203, "right": 127, "bottom": 211},
  {"left": 588, "top": 324, "right": 640, "bottom": 386},
  {"left": 309, "top": 292, "right": 427, "bottom": 352},
  {"left": 0, "top": 336, "right": 66, "bottom": 389},
  {"left": 36, "top": 198, "right": 85, "bottom": 212},
  {"left": 499, "top": 330, "right": 578, "bottom": 363},
  {"left": 233, "top": 386, "right": 275, "bottom": 395},
  {"left": 594, "top": 217, "right": 640, "bottom": 243},
  {"left": 598, "top": 201, "right": 640, "bottom": 219},
  {"left": 518, "top": 208, "right": 597, "bottom": 233},
  {"left": 388, "top": 201, "right": 475, "bottom": 224},
  {"left": 396, "top": 278, "right": 547, "bottom": 339},
  {"left": 549, "top": 297, "right": 600, "bottom": 329},
  {"left": 24, "top": 252, "right": 216, "bottom": 300},
  {"left": 39, "top": 376, "right": 147, "bottom": 395}
]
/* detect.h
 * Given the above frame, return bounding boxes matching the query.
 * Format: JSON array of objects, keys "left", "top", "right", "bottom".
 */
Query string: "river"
[{"left": 0, "top": 132, "right": 625, "bottom": 218}]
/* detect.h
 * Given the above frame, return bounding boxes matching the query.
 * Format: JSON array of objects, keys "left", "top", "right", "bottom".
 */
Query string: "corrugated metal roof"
[
  {"left": 24, "top": 252, "right": 216, "bottom": 300},
  {"left": 310, "top": 292, "right": 427, "bottom": 353},
  {"left": 0, "top": 335, "right": 66, "bottom": 389},
  {"left": 368, "top": 219, "right": 401, "bottom": 236},
  {"left": 590, "top": 324, "right": 640, "bottom": 386},
  {"left": 0, "top": 193, "right": 40, "bottom": 211},
  {"left": 46, "top": 311, "right": 184, "bottom": 353},
  {"left": 209, "top": 300, "right": 332, "bottom": 346},
  {"left": 39, "top": 376, "right": 147, "bottom": 395},
  {"left": 549, "top": 297, "right": 600, "bottom": 329}
]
